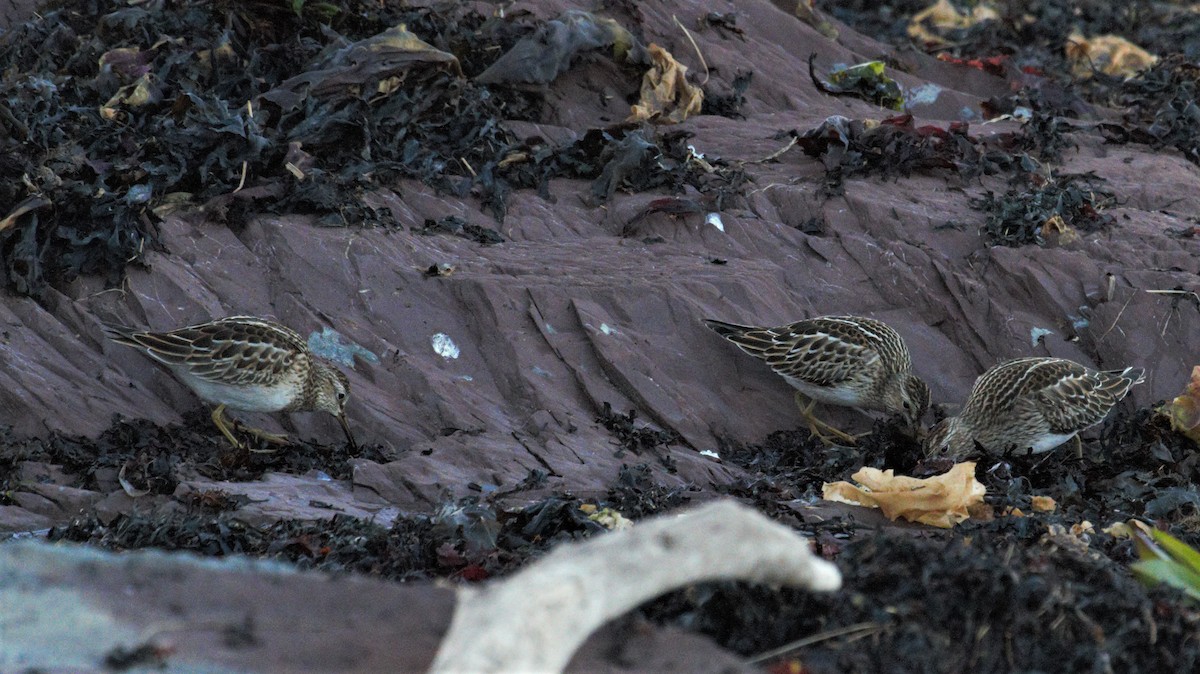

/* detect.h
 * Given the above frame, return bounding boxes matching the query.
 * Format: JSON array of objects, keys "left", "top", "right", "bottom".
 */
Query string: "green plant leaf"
[
  {"left": 1132, "top": 558, "right": 1200, "bottom": 601},
  {"left": 1152, "top": 528, "right": 1200, "bottom": 574}
]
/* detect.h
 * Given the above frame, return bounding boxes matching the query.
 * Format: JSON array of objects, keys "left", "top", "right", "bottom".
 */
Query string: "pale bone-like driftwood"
[{"left": 428, "top": 499, "right": 842, "bottom": 673}]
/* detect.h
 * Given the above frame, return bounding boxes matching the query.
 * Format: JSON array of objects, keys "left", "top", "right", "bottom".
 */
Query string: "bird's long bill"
[{"left": 337, "top": 413, "right": 358, "bottom": 452}]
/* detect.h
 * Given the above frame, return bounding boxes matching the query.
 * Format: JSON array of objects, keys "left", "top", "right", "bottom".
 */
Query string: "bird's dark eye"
[{"left": 337, "top": 392, "right": 346, "bottom": 401}]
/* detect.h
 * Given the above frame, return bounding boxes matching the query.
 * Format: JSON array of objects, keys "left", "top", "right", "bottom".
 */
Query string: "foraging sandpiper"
[
  {"left": 105, "top": 315, "right": 357, "bottom": 451},
  {"left": 924, "top": 356, "right": 1144, "bottom": 459},
  {"left": 704, "top": 315, "right": 930, "bottom": 444}
]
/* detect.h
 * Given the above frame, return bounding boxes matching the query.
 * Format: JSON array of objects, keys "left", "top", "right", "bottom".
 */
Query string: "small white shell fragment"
[
  {"left": 699, "top": 449, "right": 720, "bottom": 459},
  {"left": 432, "top": 333, "right": 460, "bottom": 360},
  {"left": 1030, "top": 327, "right": 1054, "bottom": 347},
  {"left": 599, "top": 323, "right": 617, "bottom": 335},
  {"left": 907, "top": 83, "right": 942, "bottom": 106},
  {"left": 706, "top": 212, "right": 725, "bottom": 232}
]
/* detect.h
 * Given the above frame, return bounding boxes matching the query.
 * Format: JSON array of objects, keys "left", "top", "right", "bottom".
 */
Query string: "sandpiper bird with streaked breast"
[
  {"left": 924, "top": 356, "right": 1145, "bottom": 459},
  {"left": 105, "top": 315, "right": 357, "bottom": 451},
  {"left": 703, "top": 315, "right": 930, "bottom": 444}
]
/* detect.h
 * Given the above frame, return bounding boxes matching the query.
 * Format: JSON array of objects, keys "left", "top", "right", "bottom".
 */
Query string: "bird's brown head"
[
  {"left": 313, "top": 363, "right": 357, "bottom": 450},
  {"left": 922, "top": 417, "right": 969, "bottom": 459},
  {"left": 882, "top": 373, "right": 931, "bottom": 429}
]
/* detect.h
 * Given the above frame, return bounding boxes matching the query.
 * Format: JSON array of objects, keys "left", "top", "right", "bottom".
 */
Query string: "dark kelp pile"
[
  {"left": 792, "top": 102, "right": 1114, "bottom": 243},
  {"left": 32, "top": 403, "right": 1200, "bottom": 670},
  {"left": 973, "top": 169, "right": 1116, "bottom": 247},
  {"left": 638, "top": 407, "right": 1200, "bottom": 673},
  {"left": 792, "top": 114, "right": 1017, "bottom": 195},
  {"left": 819, "top": 0, "right": 1200, "bottom": 92},
  {"left": 827, "top": 0, "right": 1200, "bottom": 168},
  {"left": 1104, "top": 55, "right": 1200, "bottom": 167},
  {"left": 801, "top": 0, "right": 1200, "bottom": 246},
  {"left": 0, "top": 0, "right": 747, "bottom": 299},
  {"left": 0, "top": 410, "right": 382, "bottom": 500},
  {"left": 47, "top": 461, "right": 686, "bottom": 581}
]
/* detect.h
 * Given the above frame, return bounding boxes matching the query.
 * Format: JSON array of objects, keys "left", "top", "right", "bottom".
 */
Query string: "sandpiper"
[
  {"left": 924, "top": 356, "right": 1145, "bottom": 459},
  {"left": 703, "top": 315, "right": 930, "bottom": 444},
  {"left": 105, "top": 315, "right": 357, "bottom": 451}
]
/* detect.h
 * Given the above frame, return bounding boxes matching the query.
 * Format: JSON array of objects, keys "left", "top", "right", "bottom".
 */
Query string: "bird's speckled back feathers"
[
  {"left": 926, "top": 356, "right": 1146, "bottom": 457},
  {"left": 962, "top": 357, "right": 1144, "bottom": 434},
  {"left": 104, "top": 315, "right": 309, "bottom": 388},
  {"left": 702, "top": 315, "right": 911, "bottom": 387}
]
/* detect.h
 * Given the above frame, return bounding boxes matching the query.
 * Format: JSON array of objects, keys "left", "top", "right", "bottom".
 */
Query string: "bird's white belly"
[
  {"left": 784, "top": 376, "right": 864, "bottom": 407},
  {"left": 175, "top": 371, "right": 296, "bottom": 413},
  {"left": 1029, "top": 432, "right": 1077, "bottom": 454}
]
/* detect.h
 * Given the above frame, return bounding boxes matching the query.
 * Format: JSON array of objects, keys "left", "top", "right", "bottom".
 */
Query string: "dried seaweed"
[
  {"left": 597, "top": 402, "right": 682, "bottom": 458},
  {"left": 720, "top": 418, "right": 920, "bottom": 500},
  {"left": 0, "top": 410, "right": 385, "bottom": 498},
  {"left": 1008, "top": 90, "right": 1078, "bottom": 162},
  {"left": 1102, "top": 56, "right": 1200, "bottom": 166},
  {"left": 495, "top": 126, "right": 746, "bottom": 211},
  {"left": 0, "top": 0, "right": 761, "bottom": 299},
  {"left": 0, "top": 1, "right": 734, "bottom": 299},
  {"left": 48, "top": 493, "right": 609, "bottom": 581},
  {"left": 0, "top": 1, "right": 515, "bottom": 297},
  {"left": 474, "top": 10, "right": 648, "bottom": 87},
  {"left": 794, "top": 114, "right": 1016, "bottom": 194},
  {"left": 640, "top": 524, "right": 1200, "bottom": 672},
  {"left": 701, "top": 71, "right": 753, "bottom": 119},
  {"left": 605, "top": 463, "right": 696, "bottom": 519},
  {"left": 974, "top": 170, "right": 1115, "bottom": 247},
  {"left": 819, "top": 0, "right": 1200, "bottom": 102},
  {"left": 638, "top": 406, "right": 1200, "bottom": 671},
  {"left": 417, "top": 215, "right": 505, "bottom": 245},
  {"left": 809, "top": 55, "right": 904, "bottom": 111}
]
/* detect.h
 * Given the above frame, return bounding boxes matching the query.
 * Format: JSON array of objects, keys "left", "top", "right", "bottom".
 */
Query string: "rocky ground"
[{"left": 2, "top": 0, "right": 1200, "bottom": 671}]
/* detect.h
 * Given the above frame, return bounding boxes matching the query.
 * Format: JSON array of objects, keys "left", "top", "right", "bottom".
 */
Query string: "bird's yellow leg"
[
  {"left": 237, "top": 424, "right": 290, "bottom": 446},
  {"left": 212, "top": 404, "right": 289, "bottom": 451},
  {"left": 1071, "top": 435, "right": 1083, "bottom": 459},
  {"left": 210, "top": 404, "right": 246, "bottom": 450},
  {"left": 794, "top": 392, "right": 858, "bottom": 445}
]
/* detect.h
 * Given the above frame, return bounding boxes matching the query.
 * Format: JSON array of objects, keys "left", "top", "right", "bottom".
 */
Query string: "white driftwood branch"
[{"left": 428, "top": 499, "right": 842, "bottom": 673}]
